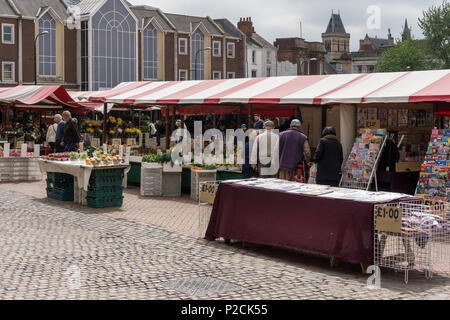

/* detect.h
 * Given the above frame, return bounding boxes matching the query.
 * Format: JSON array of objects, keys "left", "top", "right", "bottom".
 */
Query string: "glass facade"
[
  {"left": 192, "top": 29, "right": 204, "bottom": 80},
  {"left": 38, "top": 12, "right": 57, "bottom": 76},
  {"left": 90, "top": 0, "right": 137, "bottom": 90},
  {"left": 143, "top": 23, "right": 158, "bottom": 80}
]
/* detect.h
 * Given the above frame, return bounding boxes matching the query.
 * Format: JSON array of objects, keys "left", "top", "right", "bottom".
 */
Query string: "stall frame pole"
[
  {"left": 165, "top": 106, "right": 170, "bottom": 150},
  {"left": 248, "top": 104, "right": 253, "bottom": 129},
  {"left": 102, "top": 103, "right": 107, "bottom": 144}
]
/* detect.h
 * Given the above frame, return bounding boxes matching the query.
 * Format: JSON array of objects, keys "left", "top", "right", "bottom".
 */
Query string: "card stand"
[
  {"left": 374, "top": 200, "right": 450, "bottom": 284},
  {"left": 191, "top": 169, "right": 217, "bottom": 202},
  {"left": 198, "top": 181, "right": 220, "bottom": 239},
  {"left": 140, "top": 166, "right": 163, "bottom": 196}
]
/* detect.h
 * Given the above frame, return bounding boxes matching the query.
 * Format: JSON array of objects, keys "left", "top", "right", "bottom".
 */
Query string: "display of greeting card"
[
  {"left": 398, "top": 109, "right": 408, "bottom": 127},
  {"left": 379, "top": 109, "right": 388, "bottom": 128},
  {"left": 388, "top": 109, "right": 398, "bottom": 127},
  {"left": 357, "top": 108, "right": 368, "bottom": 127},
  {"left": 415, "top": 129, "right": 450, "bottom": 202},
  {"left": 367, "top": 108, "right": 378, "bottom": 121},
  {"left": 340, "top": 129, "right": 387, "bottom": 189}
]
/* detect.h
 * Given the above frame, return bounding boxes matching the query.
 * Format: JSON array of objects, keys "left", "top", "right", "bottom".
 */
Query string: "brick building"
[
  {"left": 0, "top": 0, "right": 245, "bottom": 91},
  {"left": 351, "top": 30, "right": 394, "bottom": 73},
  {"left": 0, "top": 0, "right": 78, "bottom": 88}
]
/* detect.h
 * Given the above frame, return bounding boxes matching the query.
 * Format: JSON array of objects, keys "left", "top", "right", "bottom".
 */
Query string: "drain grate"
[{"left": 161, "top": 276, "right": 243, "bottom": 297}]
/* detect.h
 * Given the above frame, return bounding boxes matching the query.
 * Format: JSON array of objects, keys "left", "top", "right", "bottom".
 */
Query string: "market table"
[
  {"left": 205, "top": 181, "right": 417, "bottom": 265},
  {"left": 38, "top": 159, "right": 130, "bottom": 206}
]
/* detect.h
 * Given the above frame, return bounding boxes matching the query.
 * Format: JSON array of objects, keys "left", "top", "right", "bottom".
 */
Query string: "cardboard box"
[{"left": 396, "top": 162, "right": 421, "bottom": 172}]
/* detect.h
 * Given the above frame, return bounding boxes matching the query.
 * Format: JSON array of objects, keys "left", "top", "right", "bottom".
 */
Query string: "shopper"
[
  {"left": 278, "top": 119, "right": 311, "bottom": 181},
  {"left": 313, "top": 127, "right": 343, "bottom": 187},
  {"left": 46, "top": 114, "right": 61, "bottom": 152},
  {"left": 251, "top": 120, "right": 279, "bottom": 178},
  {"left": 253, "top": 114, "right": 264, "bottom": 130},
  {"left": 154, "top": 119, "right": 164, "bottom": 146},
  {"left": 55, "top": 114, "right": 66, "bottom": 152},
  {"left": 61, "top": 111, "right": 81, "bottom": 152}
]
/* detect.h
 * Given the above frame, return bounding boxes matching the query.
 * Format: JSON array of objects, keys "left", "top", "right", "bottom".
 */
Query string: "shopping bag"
[{"left": 308, "top": 163, "right": 317, "bottom": 184}]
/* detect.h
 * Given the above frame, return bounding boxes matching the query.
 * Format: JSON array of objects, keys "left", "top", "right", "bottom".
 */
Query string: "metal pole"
[
  {"left": 248, "top": 104, "right": 253, "bottom": 129},
  {"left": 102, "top": 103, "right": 107, "bottom": 144},
  {"left": 165, "top": 106, "right": 170, "bottom": 150}
]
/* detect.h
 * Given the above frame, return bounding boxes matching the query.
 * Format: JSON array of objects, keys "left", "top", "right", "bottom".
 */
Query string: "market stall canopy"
[
  {"left": 83, "top": 69, "right": 450, "bottom": 106},
  {"left": 0, "top": 85, "right": 103, "bottom": 110}
]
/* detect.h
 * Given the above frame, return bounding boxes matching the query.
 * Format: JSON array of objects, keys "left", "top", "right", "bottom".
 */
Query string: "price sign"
[
  {"left": 199, "top": 182, "right": 217, "bottom": 205},
  {"left": 91, "top": 138, "right": 100, "bottom": 149},
  {"left": 424, "top": 199, "right": 447, "bottom": 218},
  {"left": 376, "top": 206, "right": 402, "bottom": 233},
  {"left": 365, "top": 120, "right": 381, "bottom": 129}
]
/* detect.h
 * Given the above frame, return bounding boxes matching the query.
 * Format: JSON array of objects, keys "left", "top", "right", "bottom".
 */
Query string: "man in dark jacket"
[
  {"left": 61, "top": 111, "right": 81, "bottom": 152},
  {"left": 253, "top": 114, "right": 264, "bottom": 130},
  {"left": 314, "top": 127, "right": 343, "bottom": 187},
  {"left": 278, "top": 119, "right": 311, "bottom": 181}
]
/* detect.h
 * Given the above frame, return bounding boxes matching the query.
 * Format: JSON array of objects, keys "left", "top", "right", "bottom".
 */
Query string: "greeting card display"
[
  {"left": 340, "top": 129, "right": 387, "bottom": 190},
  {"left": 415, "top": 129, "right": 450, "bottom": 202}
]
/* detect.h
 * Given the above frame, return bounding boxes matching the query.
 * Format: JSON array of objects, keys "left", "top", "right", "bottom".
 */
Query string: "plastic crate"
[
  {"left": 162, "top": 172, "right": 181, "bottom": 197},
  {"left": 91, "top": 168, "right": 124, "bottom": 179},
  {"left": 52, "top": 187, "right": 74, "bottom": 201},
  {"left": 127, "top": 162, "right": 141, "bottom": 185},
  {"left": 47, "top": 172, "right": 74, "bottom": 185},
  {"left": 86, "top": 196, "right": 124, "bottom": 208},
  {"left": 181, "top": 167, "right": 191, "bottom": 194},
  {"left": 87, "top": 185, "right": 124, "bottom": 198},
  {"left": 46, "top": 187, "right": 54, "bottom": 198},
  {"left": 89, "top": 175, "right": 123, "bottom": 188}
]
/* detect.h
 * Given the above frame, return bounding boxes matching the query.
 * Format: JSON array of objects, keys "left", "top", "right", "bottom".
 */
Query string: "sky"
[{"left": 129, "top": 0, "right": 444, "bottom": 51}]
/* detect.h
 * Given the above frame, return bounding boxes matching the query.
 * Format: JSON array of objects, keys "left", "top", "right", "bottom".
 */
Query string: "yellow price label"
[
  {"left": 424, "top": 199, "right": 447, "bottom": 218},
  {"left": 365, "top": 120, "right": 381, "bottom": 129},
  {"left": 376, "top": 206, "right": 402, "bottom": 233},
  {"left": 199, "top": 182, "right": 217, "bottom": 205}
]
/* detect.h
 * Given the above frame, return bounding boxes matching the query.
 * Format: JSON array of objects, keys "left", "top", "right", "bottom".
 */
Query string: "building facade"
[
  {"left": 274, "top": 37, "right": 326, "bottom": 76},
  {"left": 0, "top": 0, "right": 78, "bottom": 88},
  {"left": 237, "top": 17, "right": 277, "bottom": 78},
  {"left": 0, "top": 0, "right": 245, "bottom": 91},
  {"left": 351, "top": 30, "right": 394, "bottom": 73}
]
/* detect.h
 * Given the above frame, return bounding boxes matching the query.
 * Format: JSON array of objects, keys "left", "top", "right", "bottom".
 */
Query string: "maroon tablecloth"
[{"left": 205, "top": 183, "right": 410, "bottom": 265}]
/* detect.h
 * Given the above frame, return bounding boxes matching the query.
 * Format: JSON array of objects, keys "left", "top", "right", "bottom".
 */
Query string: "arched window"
[
  {"left": 38, "top": 12, "right": 56, "bottom": 76},
  {"left": 192, "top": 29, "right": 204, "bottom": 80},
  {"left": 143, "top": 23, "right": 157, "bottom": 80},
  {"left": 91, "top": 0, "right": 137, "bottom": 90}
]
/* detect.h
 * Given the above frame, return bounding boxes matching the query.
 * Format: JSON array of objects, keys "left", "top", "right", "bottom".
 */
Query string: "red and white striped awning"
[
  {"left": 85, "top": 69, "right": 450, "bottom": 106},
  {"left": 0, "top": 85, "right": 103, "bottom": 110}
]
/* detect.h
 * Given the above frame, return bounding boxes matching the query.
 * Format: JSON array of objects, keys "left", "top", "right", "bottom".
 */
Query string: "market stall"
[{"left": 205, "top": 179, "right": 419, "bottom": 266}]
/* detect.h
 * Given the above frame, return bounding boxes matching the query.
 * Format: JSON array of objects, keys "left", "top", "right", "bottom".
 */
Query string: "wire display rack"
[
  {"left": 374, "top": 200, "right": 450, "bottom": 283},
  {"left": 198, "top": 181, "right": 220, "bottom": 239}
]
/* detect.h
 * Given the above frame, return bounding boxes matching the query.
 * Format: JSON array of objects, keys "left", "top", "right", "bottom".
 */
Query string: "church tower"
[
  {"left": 321, "top": 11, "right": 350, "bottom": 60},
  {"left": 402, "top": 19, "right": 412, "bottom": 41}
]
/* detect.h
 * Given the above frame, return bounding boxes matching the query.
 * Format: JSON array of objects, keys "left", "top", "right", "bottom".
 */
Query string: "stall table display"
[
  {"left": 205, "top": 178, "right": 417, "bottom": 265},
  {"left": 39, "top": 154, "right": 129, "bottom": 208}
]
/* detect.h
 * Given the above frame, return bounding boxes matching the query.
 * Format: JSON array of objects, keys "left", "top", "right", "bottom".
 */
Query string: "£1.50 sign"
[{"left": 376, "top": 206, "right": 402, "bottom": 233}]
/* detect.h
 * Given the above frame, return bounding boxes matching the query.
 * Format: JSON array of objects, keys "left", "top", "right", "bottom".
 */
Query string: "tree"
[
  {"left": 375, "top": 40, "right": 428, "bottom": 72},
  {"left": 418, "top": 0, "right": 450, "bottom": 68}
]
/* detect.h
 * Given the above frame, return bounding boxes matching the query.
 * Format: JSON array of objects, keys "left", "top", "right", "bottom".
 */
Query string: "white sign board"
[{"left": 21, "top": 143, "right": 27, "bottom": 157}]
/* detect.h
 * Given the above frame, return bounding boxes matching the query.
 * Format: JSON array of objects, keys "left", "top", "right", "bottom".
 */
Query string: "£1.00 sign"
[
  {"left": 199, "top": 182, "right": 217, "bottom": 205},
  {"left": 376, "top": 206, "right": 402, "bottom": 233}
]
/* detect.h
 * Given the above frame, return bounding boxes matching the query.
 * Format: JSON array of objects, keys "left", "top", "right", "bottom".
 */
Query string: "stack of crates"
[
  {"left": 190, "top": 169, "right": 217, "bottom": 201},
  {"left": 87, "top": 168, "right": 124, "bottom": 208},
  {"left": 46, "top": 172, "right": 74, "bottom": 201},
  {"left": 140, "top": 163, "right": 162, "bottom": 196},
  {"left": 0, "top": 158, "right": 42, "bottom": 182}
]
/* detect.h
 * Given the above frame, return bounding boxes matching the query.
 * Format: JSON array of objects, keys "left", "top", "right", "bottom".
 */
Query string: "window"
[
  {"left": 2, "top": 62, "right": 15, "bottom": 82},
  {"left": 251, "top": 70, "right": 257, "bottom": 78},
  {"left": 213, "top": 41, "right": 221, "bottom": 57},
  {"left": 266, "top": 67, "right": 271, "bottom": 77},
  {"left": 227, "top": 42, "right": 235, "bottom": 58},
  {"left": 143, "top": 23, "right": 158, "bottom": 80},
  {"left": 252, "top": 50, "right": 256, "bottom": 64},
  {"left": 213, "top": 71, "right": 221, "bottom": 80},
  {"left": 227, "top": 72, "right": 235, "bottom": 79},
  {"left": 179, "top": 69, "right": 188, "bottom": 81},
  {"left": 325, "top": 40, "right": 331, "bottom": 52},
  {"left": 90, "top": 0, "right": 137, "bottom": 90},
  {"left": 266, "top": 51, "right": 271, "bottom": 64},
  {"left": 2, "top": 24, "right": 14, "bottom": 44},
  {"left": 357, "top": 65, "right": 362, "bottom": 73},
  {"left": 179, "top": 38, "right": 187, "bottom": 55},
  {"left": 38, "top": 12, "right": 57, "bottom": 77},
  {"left": 367, "top": 65, "right": 375, "bottom": 73},
  {"left": 192, "top": 29, "right": 204, "bottom": 80}
]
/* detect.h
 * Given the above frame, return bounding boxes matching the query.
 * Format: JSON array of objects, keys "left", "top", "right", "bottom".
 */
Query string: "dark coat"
[
  {"left": 253, "top": 120, "right": 264, "bottom": 130},
  {"left": 314, "top": 135, "right": 343, "bottom": 183},
  {"left": 279, "top": 128, "right": 308, "bottom": 171},
  {"left": 63, "top": 119, "right": 81, "bottom": 145}
]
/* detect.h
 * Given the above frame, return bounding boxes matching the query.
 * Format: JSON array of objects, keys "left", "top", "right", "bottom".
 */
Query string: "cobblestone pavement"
[{"left": 0, "top": 184, "right": 449, "bottom": 300}]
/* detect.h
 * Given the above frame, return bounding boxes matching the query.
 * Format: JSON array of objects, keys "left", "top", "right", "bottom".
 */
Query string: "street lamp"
[
  {"left": 34, "top": 31, "right": 49, "bottom": 85},
  {"left": 194, "top": 47, "right": 211, "bottom": 80}
]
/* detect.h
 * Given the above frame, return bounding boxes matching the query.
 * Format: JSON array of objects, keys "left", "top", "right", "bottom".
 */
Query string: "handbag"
[{"left": 308, "top": 163, "right": 317, "bottom": 184}]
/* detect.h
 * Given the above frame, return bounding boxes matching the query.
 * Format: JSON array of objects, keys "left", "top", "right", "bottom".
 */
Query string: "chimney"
[{"left": 238, "top": 17, "right": 254, "bottom": 38}]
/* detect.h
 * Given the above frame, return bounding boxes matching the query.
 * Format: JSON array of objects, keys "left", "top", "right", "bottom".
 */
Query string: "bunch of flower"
[{"left": 124, "top": 128, "right": 141, "bottom": 138}]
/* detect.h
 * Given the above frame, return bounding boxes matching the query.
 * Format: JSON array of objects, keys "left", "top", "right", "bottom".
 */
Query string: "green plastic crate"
[
  {"left": 46, "top": 187, "right": 54, "bottom": 198},
  {"left": 181, "top": 167, "right": 191, "bottom": 194},
  {"left": 46, "top": 178, "right": 74, "bottom": 190},
  {"left": 47, "top": 173, "right": 74, "bottom": 186},
  {"left": 89, "top": 175, "right": 123, "bottom": 188},
  {"left": 127, "top": 162, "right": 141, "bottom": 185},
  {"left": 91, "top": 168, "right": 124, "bottom": 179},
  {"left": 216, "top": 171, "right": 243, "bottom": 181},
  {"left": 86, "top": 196, "right": 123, "bottom": 208},
  {"left": 87, "top": 185, "right": 124, "bottom": 198}
]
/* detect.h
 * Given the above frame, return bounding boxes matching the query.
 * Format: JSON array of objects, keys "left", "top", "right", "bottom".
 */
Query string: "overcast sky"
[{"left": 129, "top": 0, "right": 443, "bottom": 51}]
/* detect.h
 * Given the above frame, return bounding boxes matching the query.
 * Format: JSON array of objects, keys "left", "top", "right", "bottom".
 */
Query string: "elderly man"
[
  {"left": 46, "top": 114, "right": 62, "bottom": 153},
  {"left": 60, "top": 111, "right": 81, "bottom": 152},
  {"left": 278, "top": 119, "right": 311, "bottom": 181},
  {"left": 250, "top": 120, "right": 279, "bottom": 178},
  {"left": 55, "top": 114, "right": 66, "bottom": 152}
]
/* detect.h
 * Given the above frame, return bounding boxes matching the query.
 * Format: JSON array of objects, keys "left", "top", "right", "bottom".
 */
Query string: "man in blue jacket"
[
  {"left": 278, "top": 119, "right": 311, "bottom": 181},
  {"left": 55, "top": 115, "right": 66, "bottom": 152}
]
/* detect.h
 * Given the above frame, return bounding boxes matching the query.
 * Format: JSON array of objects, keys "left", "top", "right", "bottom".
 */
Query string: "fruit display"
[
  {"left": 70, "top": 152, "right": 80, "bottom": 161},
  {"left": 42, "top": 152, "right": 71, "bottom": 161},
  {"left": 0, "top": 150, "right": 35, "bottom": 158},
  {"left": 85, "top": 154, "right": 123, "bottom": 167}
]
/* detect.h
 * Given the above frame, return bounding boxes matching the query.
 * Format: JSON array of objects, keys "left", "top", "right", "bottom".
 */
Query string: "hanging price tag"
[
  {"left": 376, "top": 206, "right": 402, "bottom": 233},
  {"left": 199, "top": 182, "right": 217, "bottom": 205},
  {"left": 365, "top": 120, "right": 381, "bottom": 129},
  {"left": 3, "top": 143, "right": 10, "bottom": 158},
  {"left": 21, "top": 143, "right": 27, "bottom": 157},
  {"left": 33, "top": 144, "right": 40, "bottom": 157},
  {"left": 424, "top": 199, "right": 447, "bottom": 218}
]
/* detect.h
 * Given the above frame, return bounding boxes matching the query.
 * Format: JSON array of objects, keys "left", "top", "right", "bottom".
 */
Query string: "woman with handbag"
[{"left": 313, "top": 127, "right": 343, "bottom": 187}]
